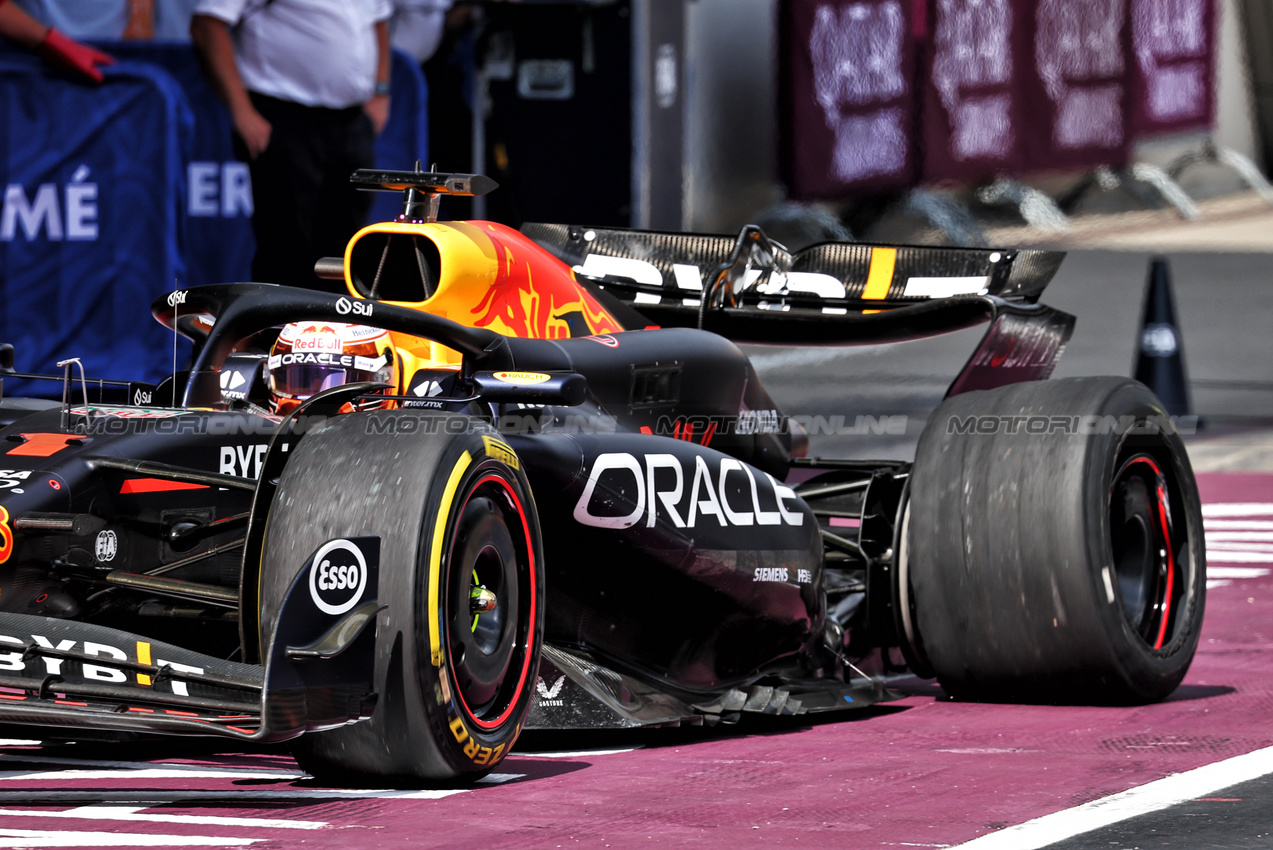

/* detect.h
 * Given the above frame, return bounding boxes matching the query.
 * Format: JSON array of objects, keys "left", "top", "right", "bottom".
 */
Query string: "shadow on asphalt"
[
  {"left": 1165, "top": 683, "right": 1237, "bottom": 702},
  {"left": 515, "top": 701, "right": 915, "bottom": 755}
]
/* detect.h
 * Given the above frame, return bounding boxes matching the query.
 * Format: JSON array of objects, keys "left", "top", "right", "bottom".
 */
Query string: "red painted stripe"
[
  {"left": 120, "top": 478, "right": 209, "bottom": 494},
  {"left": 7, "top": 433, "right": 86, "bottom": 457}
]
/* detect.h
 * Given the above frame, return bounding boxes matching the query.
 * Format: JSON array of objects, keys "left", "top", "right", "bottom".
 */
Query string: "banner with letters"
[
  {"left": 1017, "top": 0, "right": 1134, "bottom": 173},
  {"left": 780, "top": 0, "right": 921, "bottom": 199},
  {"left": 779, "top": 0, "right": 1215, "bottom": 196},
  {"left": 0, "top": 53, "right": 191, "bottom": 386},
  {"left": 919, "top": 0, "right": 1031, "bottom": 182},
  {"left": 1128, "top": 0, "right": 1216, "bottom": 137}
]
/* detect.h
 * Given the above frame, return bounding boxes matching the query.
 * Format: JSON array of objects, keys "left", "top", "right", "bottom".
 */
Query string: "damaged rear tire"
[{"left": 901, "top": 377, "right": 1205, "bottom": 704}]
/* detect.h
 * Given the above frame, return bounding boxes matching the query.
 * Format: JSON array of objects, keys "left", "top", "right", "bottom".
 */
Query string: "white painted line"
[
  {"left": 1206, "top": 567, "right": 1271, "bottom": 579},
  {"left": 0, "top": 752, "right": 523, "bottom": 799},
  {"left": 0, "top": 828, "right": 257, "bottom": 847},
  {"left": 948, "top": 744, "right": 1273, "bottom": 849},
  {"left": 0, "top": 742, "right": 40, "bottom": 748},
  {"left": 0, "top": 787, "right": 471, "bottom": 802},
  {"left": 516, "top": 748, "right": 640, "bottom": 759},
  {"left": 0, "top": 768, "right": 303, "bottom": 782},
  {"left": 1202, "top": 504, "right": 1273, "bottom": 518},
  {"left": 1205, "top": 520, "right": 1273, "bottom": 530},
  {"left": 0, "top": 753, "right": 303, "bottom": 778},
  {"left": 1205, "top": 552, "right": 1273, "bottom": 563},
  {"left": 0, "top": 804, "right": 326, "bottom": 830},
  {"left": 477, "top": 773, "right": 524, "bottom": 784},
  {"left": 1207, "top": 580, "right": 1231, "bottom": 589},
  {"left": 1206, "top": 531, "right": 1273, "bottom": 542}
]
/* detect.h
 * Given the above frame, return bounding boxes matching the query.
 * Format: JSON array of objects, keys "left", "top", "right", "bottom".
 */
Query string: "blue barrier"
[
  {"left": 0, "top": 52, "right": 191, "bottom": 386},
  {"left": 0, "top": 44, "right": 428, "bottom": 388}
]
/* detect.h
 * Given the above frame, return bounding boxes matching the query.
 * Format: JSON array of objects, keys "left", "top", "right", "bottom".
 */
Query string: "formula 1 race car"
[{"left": 0, "top": 170, "right": 1205, "bottom": 784}]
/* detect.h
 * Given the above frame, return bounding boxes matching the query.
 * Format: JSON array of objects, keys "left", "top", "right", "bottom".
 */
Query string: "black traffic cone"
[{"left": 1133, "top": 256, "right": 1192, "bottom": 418}]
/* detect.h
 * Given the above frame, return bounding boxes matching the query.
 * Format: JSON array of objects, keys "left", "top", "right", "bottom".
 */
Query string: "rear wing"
[
  {"left": 524, "top": 222, "right": 1075, "bottom": 396},
  {"left": 523, "top": 222, "right": 1065, "bottom": 311}
]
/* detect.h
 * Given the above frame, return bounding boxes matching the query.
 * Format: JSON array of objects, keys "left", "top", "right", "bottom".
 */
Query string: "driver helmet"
[{"left": 266, "top": 322, "right": 398, "bottom": 413}]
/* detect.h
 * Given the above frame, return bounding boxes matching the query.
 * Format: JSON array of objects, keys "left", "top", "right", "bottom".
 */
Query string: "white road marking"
[
  {"left": 948, "top": 744, "right": 1273, "bottom": 849},
  {"left": 1201, "top": 503, "right": 1273, "bottom": 518},
  {"left": 0, "top": 788, "right": 474, "bottom": 803},
  {"left": 0, "top": 768, "right": 303, "bottom": 782},
  {"left": 1205, "top": 552, "right": 1273, "bottom": 563},
  {"left": 0, "top": 804, "right": 326, "bottom": 830},
  {"left": 516, "top": 748, "right": 640, "bottom": 759},
  {"left": 0, "top": 751, "right": 524, "bottom": 800},
  {"left": 1206, "top": 567, "right": 1271, "bottom": 579},
  {"left": 1207, "top": 580, "right": 1231, "bottom": 589},
  {"left": 0, "top": 753, "right": 302, "bottom": 779},
  {"left": 1206, "top": 531, "right": 1273, "bottom": 542},
  {"left": 1205, "top": 519, "right": 1273, "bottom": 530},
  {"left": 0, "top": 828, "right": 257, "bottom": 847}
]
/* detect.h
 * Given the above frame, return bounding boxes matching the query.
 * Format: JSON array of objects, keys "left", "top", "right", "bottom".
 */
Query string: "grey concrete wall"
[{"left": 685, "top": 0, "right": 780, "bottom": 232}]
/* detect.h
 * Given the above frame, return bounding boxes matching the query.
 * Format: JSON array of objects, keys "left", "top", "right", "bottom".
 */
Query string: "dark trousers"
[{"left": 238, "top": 92, "right": 375, "bottom": 293}]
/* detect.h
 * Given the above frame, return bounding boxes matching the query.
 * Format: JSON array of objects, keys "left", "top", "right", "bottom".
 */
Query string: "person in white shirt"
[
  {"left": 190, "top": 0, "right": 393, "bottom": 291},
  {"left": 389, "top": 0, "right": 452, "bottom": 65}
]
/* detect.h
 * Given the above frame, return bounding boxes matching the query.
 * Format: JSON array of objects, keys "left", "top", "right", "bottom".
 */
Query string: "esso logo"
[
  {"left": 308, "top": 539, "right": 368, "bottom": 615},
  {"left": 167, "top": 290, "right": 188, "bottom": 307},
  {"left": 335, "top": 297, "right": 373, "bottom": 318}
]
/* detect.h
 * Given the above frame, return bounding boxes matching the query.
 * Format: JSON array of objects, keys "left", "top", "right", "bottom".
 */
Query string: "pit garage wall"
[
  {"left": 683, "top": 0, "right": 1263, "bottom": 234},
  {"left": 684, "top": 0, "right": 780, "bottom": 234}
]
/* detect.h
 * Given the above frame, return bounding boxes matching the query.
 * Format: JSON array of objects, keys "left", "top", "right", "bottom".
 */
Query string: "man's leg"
[
  {"left": 311, "top": 107, "right": 377, "bottom": 294},
  {"left": 244, "top": 94, "right": 328, "bottom": 288}
]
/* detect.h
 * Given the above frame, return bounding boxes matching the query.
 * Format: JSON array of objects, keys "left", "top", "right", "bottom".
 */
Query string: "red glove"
[{"left": 37, "top": 27, "right": 115, "bottom": 84}]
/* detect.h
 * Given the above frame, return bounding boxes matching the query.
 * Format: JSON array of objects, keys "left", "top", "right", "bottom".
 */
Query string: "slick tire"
[
  {"left": 901, "top": 377, "right": 1205, "bottom": 704},
  {"left": 259, "top": 410, "right": 544, "bottom": 783}
]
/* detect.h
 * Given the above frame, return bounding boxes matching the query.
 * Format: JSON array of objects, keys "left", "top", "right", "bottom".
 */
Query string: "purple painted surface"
[{"left": 0, "top": 472, "right": 1265, "bottom": 848}]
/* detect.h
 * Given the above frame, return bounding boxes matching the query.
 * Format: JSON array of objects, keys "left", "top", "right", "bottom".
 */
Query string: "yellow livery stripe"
[
  {"left": 136, "top": 641, "right": 152, "bottom": 686},
  {"left": 862, "top": 247, "right": 897, "bottom": 301},
  {"left": 428, "top": 451, "right": 473, "bottom": 665}
]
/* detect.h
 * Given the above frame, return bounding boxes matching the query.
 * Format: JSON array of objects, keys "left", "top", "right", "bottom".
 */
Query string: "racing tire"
[
  {"left": 259, "top": 410, "right": 544, "bottom": 783},
  {"left": 901, "top": 377, "right": 1205, "bottom": 704}
]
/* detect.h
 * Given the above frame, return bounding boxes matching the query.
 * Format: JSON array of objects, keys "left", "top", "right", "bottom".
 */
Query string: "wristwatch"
[{"left": 373, "top": 80, "right": 391, "bottom": 97}]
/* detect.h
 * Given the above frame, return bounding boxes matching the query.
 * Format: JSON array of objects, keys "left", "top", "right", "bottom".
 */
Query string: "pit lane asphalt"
[
  {"left": 0, "top": 244, "right": 1270, "bottom": 847},
  {"left": 0, "top": 469, "right": 1266, "bottom": 848}
]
